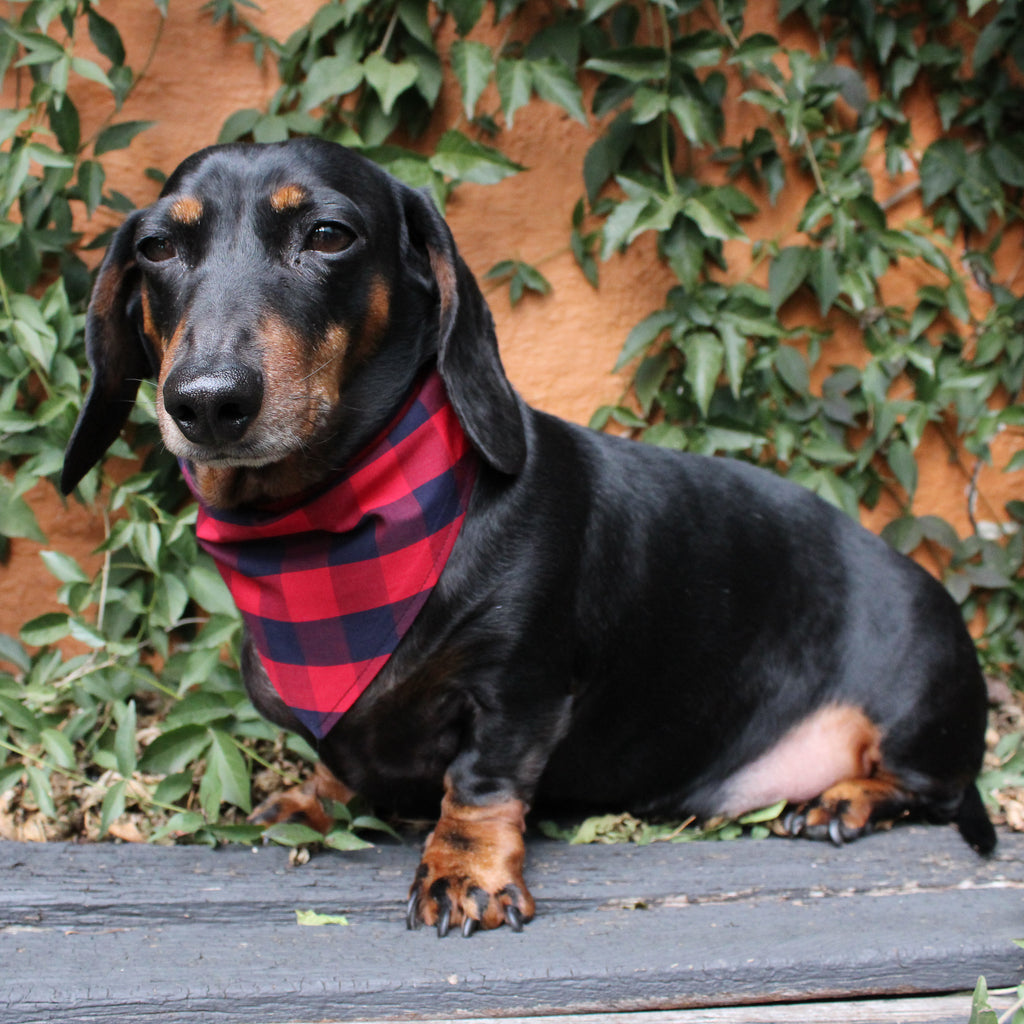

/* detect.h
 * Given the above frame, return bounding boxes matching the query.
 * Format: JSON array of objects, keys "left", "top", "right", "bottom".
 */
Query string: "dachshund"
[{"left": 61, "top": 138, "right": 995, "bottom": 937}]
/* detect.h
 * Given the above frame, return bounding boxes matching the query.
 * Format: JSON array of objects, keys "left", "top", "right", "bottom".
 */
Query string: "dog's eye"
[
  {"left": 305, "top": 222, "right": 356, "bottom": 254},
  {"left": 139, "top": 236, "right": 178, "bottom": 263}
]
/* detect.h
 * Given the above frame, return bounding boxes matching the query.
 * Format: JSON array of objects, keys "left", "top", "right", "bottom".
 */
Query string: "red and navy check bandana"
[{"left": 183, "top": 369, "right": 478, "bottom": 740}]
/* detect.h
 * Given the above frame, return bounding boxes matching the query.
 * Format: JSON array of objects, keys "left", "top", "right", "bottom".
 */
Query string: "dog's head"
[{"left": 60, "top": 139, "right": 526, "bottom": 507}]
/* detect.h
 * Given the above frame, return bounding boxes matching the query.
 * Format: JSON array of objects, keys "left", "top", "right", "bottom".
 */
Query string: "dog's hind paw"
[
  {"left": 407, "top": 795, "right": 534, "bottom": 936},
  {"left": 781, "top": 775, "right": 912, "bottom": 847}
]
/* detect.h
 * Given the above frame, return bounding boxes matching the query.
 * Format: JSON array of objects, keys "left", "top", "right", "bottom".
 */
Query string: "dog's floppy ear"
[
  {"left": 61, "top": 210, "right": 151, "bottom": 495},
  {"left": 402, "top": 188, "right": 527, "bottom": 476}
]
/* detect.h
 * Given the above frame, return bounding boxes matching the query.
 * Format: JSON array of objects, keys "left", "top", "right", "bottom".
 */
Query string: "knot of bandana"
[{"left": 184, "top": 369, "right": 478, "bottom": 739}]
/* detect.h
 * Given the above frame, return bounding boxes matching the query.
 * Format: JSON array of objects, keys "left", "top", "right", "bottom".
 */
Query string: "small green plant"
[{"left": 969, "top": 954, "right": 1024, "bottom": 1024}]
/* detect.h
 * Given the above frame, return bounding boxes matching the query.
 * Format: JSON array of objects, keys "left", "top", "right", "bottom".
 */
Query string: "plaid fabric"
[{"left": 184, "top": 369, "right": 478, "bottom": 739}]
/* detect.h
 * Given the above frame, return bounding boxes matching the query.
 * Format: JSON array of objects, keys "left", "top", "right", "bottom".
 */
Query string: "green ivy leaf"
[
  {"left": 451, "top": 39, "right": 494, "bottom": 121},
  {"left": 887, "top": 438, "right": 918, "bottom": 498},
  {"left": 151, "top": 812, "right": 206, "bottom": 843},
  {"left": 682, "top": 330, "right": 723, "bottom": 417},
  {"left": 20, "top": 613, "right": 70, "bottom": 647},
  {"left": 485, "top": 259, "right": 551, "bottom": 305},
  {"left": 768, "top": 246, "right": 811, "bottom": 313},
  {"left": 634, "top": 351, "right": 671, "bottom": 414},
  {"left": 0, "top": 478, "right": 45, "bottom": 542},
  {"left": 218, "top": 108, "right": 261, "bottom": 143},
  {"left": 968, "top": 976, "right": 999, "bottom": 1024},
  {"left": 809, "top": 247, "right": 840, "bottom": 315},
  {"left": 70, "top": 56, "right": 113, "bottom": 89},
  {"left": 973, "top": 5, "right": 1018, "bottom": 69},
  {"left": 323, "top": 828, "right": 374, "bottom": 851},
  {"left": 681, "top": 195, "right": 743, "bottom": 240},
  {"left": 920, "top": 138, "right": 967, "bottom": 208},
  {"left": 363, "top": 54, "right": 419, "bottom": 116},
  {"left": 600, "top": 187, "right": 652, "bottom": 259},
  {"left": 882, "top": 516, "right": 924, "bottom": 555},
  {"left": 0, "top": 634, "right": 30, "bottom": 673},
  {"left": 529, "top": 57, "right": 588, "bottom": 125},
  {"left": 889, "top": 55, "right": 919, "bottom": 99},
  {"left": 205, "top": 729, "right": 251, "bottom": 813},
  {"left": 616, "top": 309, "right": 675, "bottom": 370},
  {"left": 445, "top": 0, "right": 486, "bottom": 35},
  {"left": 87, "top": 9, "right": 126, "bottom": 67},
  {"left": 99, "top": 779, "right": 128, "bottom": 837},
  {"left": 583, "top": 114, "right": 635, "bottom": 203},
  {"left": 139, "top": 724, "right": 213, "bottom": 775},
  {"left": 717, "top": 321, "right": 748, "bottom": 399},
  {"left": 0, "top": 108, "right": 29, "bottom": 146},
  {"left": 300, "top": 56, "right": 364, "bottom": 112},
  {"left": 94, "top": 120, "right": 155, "bottom": 156},
  {"left": 397, "top": 0, "right": 434, "bottom": 49},
  {"left": 186, "top": 561, "right": 236, "bottom": 616},
  {"left": 989, "top": 139, "right": 1024, "bottom": 188},
  {"left": 774, "top": 345, "right": 809, "bottom": 395},
  {"left": 113, "top": 699, "right": 138, "bottom": 778},
  {"left": 76, "top": 159, "right": 105, "bottom": 216},
  {"left": 584, "top": 0, "right": 620, "bottom": 22},
  {"left": 263, "top": 822, "right": 324, "bottom": 846},
  {"left": 496, "top": 58, "right": 533, "bottom": 127},
  {"left": 25, "top": 765, "right": 56, "bottom": 818},
  {"left": 429, "top": 130, "right": 523, "bottom": 185},
  {"left": 153, "top": 770, "right": 194, "bottom": 807},
  {"left": 7, "top": 29, "right": 66, "bottom": 63},
  {"left": 39, "top": 727, "right": 76, "bottom": 769},
  {"left": 585, "top": 48, "right": 667, "bottom": 83}
]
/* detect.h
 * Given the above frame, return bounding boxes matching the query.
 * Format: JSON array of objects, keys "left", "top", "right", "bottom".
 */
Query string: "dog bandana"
[{"left": 183, "top": 369, "right": 478, "bottom": 740}]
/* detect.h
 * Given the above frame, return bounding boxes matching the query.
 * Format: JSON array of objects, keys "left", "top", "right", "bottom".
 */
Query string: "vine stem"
[
  {"left": 998, "top": 993, "right": 1024, "bottom": 1024},
  {"left": 376, "top": 5, "right": 400, "bottom": 57},
  {"left": 0, "top": 736, "right": 94, "bottom": 789},
  {"left": 226, "top": 733, "right": 301, "bottom": 785},
  {"left": 712, "top": 1, "right": 828, "bottom": 197},
  {"left": 658, "top": 5, "right": 677, "bottom": 195},
  {"left": 97, "top": 508, "right": 112, "bottom": 632},
  {"left": 0, "top": 265, "right": 12, "bottom": 321}
]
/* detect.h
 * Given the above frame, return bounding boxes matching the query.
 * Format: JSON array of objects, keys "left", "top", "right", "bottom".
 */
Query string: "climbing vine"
[{"left": 0, "top": 0, "right": 1022, "bottom": 843}]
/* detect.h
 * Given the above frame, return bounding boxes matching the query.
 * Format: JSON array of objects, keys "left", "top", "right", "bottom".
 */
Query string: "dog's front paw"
[
  {"left": 248, "top": 762, "right": 355, "bottom": 834},
  {"left": 407, "top": 796, "right": 534, "bottom": 937}
]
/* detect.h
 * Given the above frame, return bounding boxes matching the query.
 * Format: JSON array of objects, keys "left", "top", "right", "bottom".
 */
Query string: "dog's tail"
[{"left": 956, "top": 782, "right": 997, "bottom": 855}]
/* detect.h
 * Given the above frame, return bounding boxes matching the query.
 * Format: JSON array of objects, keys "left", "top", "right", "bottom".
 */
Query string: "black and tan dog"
[{"left": 61, "top": 138, "right": 995, "bottom": 937}]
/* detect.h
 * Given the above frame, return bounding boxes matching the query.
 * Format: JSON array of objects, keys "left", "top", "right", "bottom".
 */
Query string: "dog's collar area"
[{"left": 183, "top": 368, "right": 478, "bottom": 738}]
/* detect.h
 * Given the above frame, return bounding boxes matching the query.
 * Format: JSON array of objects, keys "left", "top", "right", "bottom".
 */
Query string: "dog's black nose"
[{"left": 162, "top": 364, "right": 263, "bottom": 446}]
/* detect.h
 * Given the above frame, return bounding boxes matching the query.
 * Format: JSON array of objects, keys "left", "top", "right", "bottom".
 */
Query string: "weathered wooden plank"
[
  {"left": 282, "top": 993, "right": 999, "bottom": 1024},
  {"left": 2, "top": 826, "right": 1022, "bottom": 1024}
]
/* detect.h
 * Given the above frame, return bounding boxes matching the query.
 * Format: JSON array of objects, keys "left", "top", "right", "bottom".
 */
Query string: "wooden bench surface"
[{"left": 2, "top": 824, "right": 1022, "bottom": 1023}]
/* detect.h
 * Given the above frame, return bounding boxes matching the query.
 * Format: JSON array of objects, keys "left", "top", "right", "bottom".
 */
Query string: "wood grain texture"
[
  {"left": 1, "top": 826, "right": 1022, "bottom": 1023},
  {"left": 290, "top": 995, "right": 1004, "bottom": 1024}
]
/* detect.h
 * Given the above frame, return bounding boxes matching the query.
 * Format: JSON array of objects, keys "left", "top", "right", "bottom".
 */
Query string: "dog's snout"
[{"left": 162, "top": 364, "right": 263, "bottom": 446}]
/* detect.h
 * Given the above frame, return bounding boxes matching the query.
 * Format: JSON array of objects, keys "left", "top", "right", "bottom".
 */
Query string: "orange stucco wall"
[{"left": 1, "top": 0, "right": 1020, "bottom": 637}]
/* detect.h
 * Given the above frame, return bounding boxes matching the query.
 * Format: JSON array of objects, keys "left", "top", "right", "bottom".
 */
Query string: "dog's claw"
[
  {"left": 406, "top": 892, "right": 421, "bottom": 930},
  {"left": 783, "top": 810, "right": 805, "bottom": 836},
  {"left": 828, "top": 816, "right": 845, "bottom": 847},
  {"left": 504, "top": 904, "right": 524, "bottom": 932},
  {"left": 437, "top": 904, "right": 452, "bottom": 938},
  {"left": 462, "top": 916, "right": 478, "bottom": 938}
]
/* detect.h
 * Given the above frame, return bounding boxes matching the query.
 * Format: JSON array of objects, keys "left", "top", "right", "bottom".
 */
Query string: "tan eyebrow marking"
[
  {"left": 169, "top": 196, "right": 203, "bottom": 225},
  {"left": 270, "top": 184, "right": 309, "bottom": 212}
]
